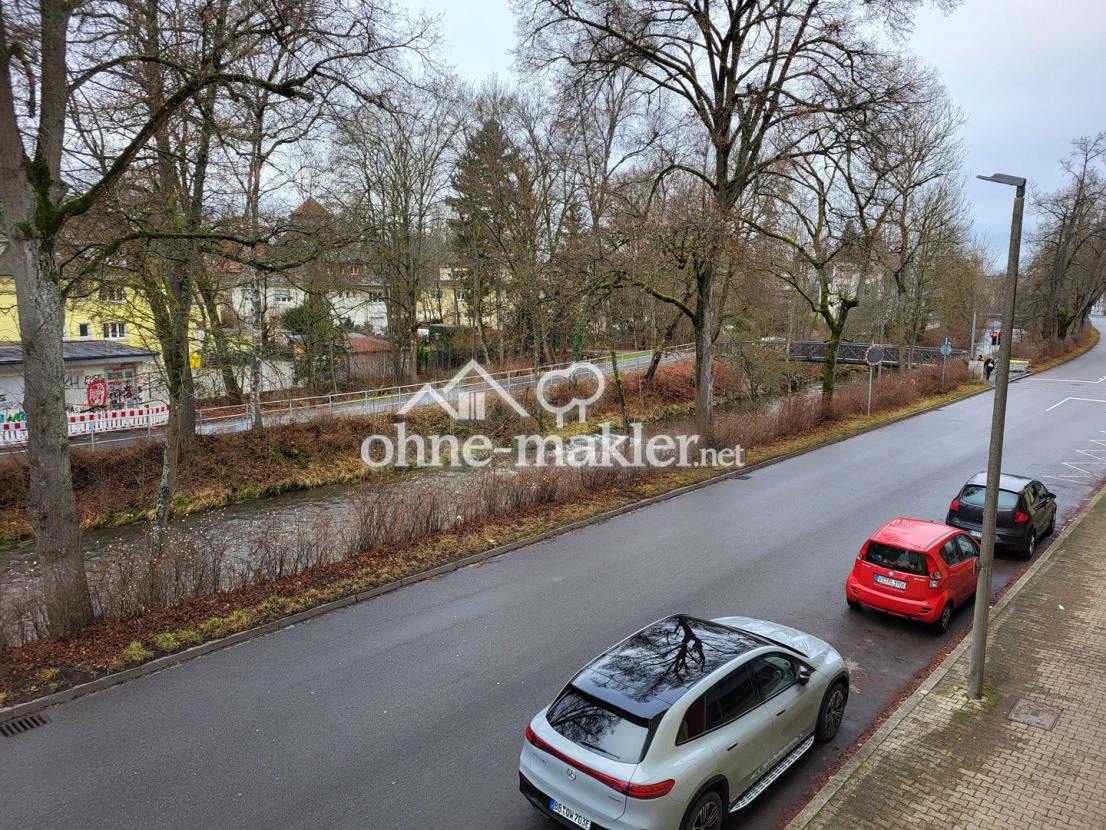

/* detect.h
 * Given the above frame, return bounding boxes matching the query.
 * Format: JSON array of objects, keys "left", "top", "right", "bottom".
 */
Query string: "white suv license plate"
[
  {"left": 550, "top": 798, "right": 593, "bottom": 829},
  {"left": 874, "top": 573, "right": 908, "bottom": 590}
]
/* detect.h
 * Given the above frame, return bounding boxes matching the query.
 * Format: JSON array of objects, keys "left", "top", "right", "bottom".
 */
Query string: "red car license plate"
[{"left": 874, "top": 573, "right": 907, "bottom": 590}]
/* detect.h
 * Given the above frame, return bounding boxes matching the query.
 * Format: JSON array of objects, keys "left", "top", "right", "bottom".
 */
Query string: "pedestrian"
[{"left": 984, "top": 356, "right": 995, "bottom": 382}]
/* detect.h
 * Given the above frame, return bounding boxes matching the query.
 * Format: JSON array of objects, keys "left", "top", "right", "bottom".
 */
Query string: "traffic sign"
[
  {"left": 864, "top": 345, "right": 884, "bottom": 366},
  {"left": 940, "top": 341, "right": 952, "bottom": 358}
]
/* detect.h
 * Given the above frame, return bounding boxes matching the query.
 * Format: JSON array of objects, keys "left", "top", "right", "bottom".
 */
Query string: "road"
[{"left": 5, "top": 322, "right": 1106, "bottom": 830}]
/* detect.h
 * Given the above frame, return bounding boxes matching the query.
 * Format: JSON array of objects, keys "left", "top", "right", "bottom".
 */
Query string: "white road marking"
[
  {"left": 1034, "top": 375, "right": 1106, "bottom": 384},
  {"left": 1044, "top": 396, "right": 1106, "bottom": 412},
  {"left": 1042, "top": 431, "right": 1106, "bottom": 483}
]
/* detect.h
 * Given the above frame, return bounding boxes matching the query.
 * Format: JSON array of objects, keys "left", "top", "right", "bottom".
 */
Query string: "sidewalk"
[{"left": 790, "top": 484, "right": 1106, "bottom": 830}]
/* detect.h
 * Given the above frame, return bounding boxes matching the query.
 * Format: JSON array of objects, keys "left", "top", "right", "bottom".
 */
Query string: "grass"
[
  {"left": 0, "top": 375, "right": 987, "bottom": 708},
  {"left": 0, "top": 361, "right": 735, "bottom": 548},
  {"left": 0, "top": 335, "right": 1093, "bottom": 708}
]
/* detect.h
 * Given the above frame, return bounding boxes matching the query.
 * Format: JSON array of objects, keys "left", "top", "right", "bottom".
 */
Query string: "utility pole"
[{"left": 967, "top": 173, "right": 1026, "bottom": 700}]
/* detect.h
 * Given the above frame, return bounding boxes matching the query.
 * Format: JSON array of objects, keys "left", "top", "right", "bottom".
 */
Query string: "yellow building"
[{"left": 419, "top": 267, "right": 508, "bottom": 329}]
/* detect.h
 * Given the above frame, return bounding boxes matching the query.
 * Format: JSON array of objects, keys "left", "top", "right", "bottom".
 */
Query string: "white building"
[{"left": 0, "top": 340, "right": 162, "bottom": 419}]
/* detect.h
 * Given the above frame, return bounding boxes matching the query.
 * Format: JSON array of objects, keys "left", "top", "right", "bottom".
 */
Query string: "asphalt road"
[{"left": 5, "top": 322, "right": 1106, "bottom": 830}]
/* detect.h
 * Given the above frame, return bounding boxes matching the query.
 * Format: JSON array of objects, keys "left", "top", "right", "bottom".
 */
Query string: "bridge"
[{"left": 748, "top": 340, "right": 968, "bottom": 367}]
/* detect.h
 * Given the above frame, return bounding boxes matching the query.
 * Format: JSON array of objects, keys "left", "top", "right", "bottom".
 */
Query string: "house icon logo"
[{"left": 399, "top": 360, "right": 530, "bottom": 421}]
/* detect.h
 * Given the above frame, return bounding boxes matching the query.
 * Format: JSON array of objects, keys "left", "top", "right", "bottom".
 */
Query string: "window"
[
  {"left": 546, "top": 687, "right": 651, "bottom": 763},
  {"left": 273, "top": 289, "right": 293, "bottom": 303},
  {"left": 102, "top": 322, "right": 127, "bottom": 339},
  {"left": 678, "top": 666, "right": 759, "bottom": 745},
  {"left": 1029, "top": 482, "right": 1050, "bottom": 507},
  {"left": 863, "top": 541, "right": 930, "bottom": 576},
  {"left": 751, "top": 654, "right": 798, "bottom": 700},
  {"left": 939, "top": 539, "right": 961, "bottom": 567},
  {"left": 955, "top": 535, "right": 978, "bottom": 560},
  {"left": 99, "top": 285, "right": 126, "bottom": 303},
  {"left": 706, "top": 664, "right": 759, "bottom": 729},
  {"left": 77, "top": 322, "right": 91, "bottom": 338},
  {"left": 960, "top": 485, "right": 1020, "bottom": 511}
]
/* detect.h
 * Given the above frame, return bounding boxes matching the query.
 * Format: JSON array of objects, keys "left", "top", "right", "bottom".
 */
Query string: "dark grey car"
[{"left": 945, "top": 472, "right": 1057, "bottom": 558}]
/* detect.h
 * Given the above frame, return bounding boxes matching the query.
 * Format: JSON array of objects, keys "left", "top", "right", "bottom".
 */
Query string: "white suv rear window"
[{"left": 547, "top": 688, "right": 650, "bottom": 763}]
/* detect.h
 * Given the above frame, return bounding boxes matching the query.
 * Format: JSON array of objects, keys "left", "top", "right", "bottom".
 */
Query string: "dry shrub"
[{"left": 710, "top": 395, "right": 820, "bottom": 450}]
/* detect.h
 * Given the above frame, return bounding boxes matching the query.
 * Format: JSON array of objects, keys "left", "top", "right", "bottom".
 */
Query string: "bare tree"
[
  {"left": 333, "top": 80, "right": 460, "bottom": 380},
  {"left": 1027, "top": 134, "right": 1106, "bottom": 342},
  {"left": 0, "top": 0, "right": 420, "bottom": 634},
  {"left": 516, "top": 0, "right": 937, "bottom": 433}
]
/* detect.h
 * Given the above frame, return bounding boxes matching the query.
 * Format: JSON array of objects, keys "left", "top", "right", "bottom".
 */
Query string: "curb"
[
  {"left": 6, "top": 330, "right": 1097, "bottom": 724},
  {"left": 786, "top": 478, "right": 1106, "bottom": 829},
  {"left": 0, "top": 383, "right": 994, "bottom": 724}
]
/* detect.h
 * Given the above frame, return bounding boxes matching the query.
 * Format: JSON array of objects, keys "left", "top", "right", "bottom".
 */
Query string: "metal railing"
[
  {"left": 748, "top": 340, "right": 967, "bottom": 368},
  {"left": 195, "top": 344, "right": 696, "bottom": 431}
]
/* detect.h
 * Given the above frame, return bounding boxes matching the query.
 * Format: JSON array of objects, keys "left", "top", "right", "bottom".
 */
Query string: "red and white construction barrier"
[{"left": 0, "top": 405, "right": 169, "bottom": 445}]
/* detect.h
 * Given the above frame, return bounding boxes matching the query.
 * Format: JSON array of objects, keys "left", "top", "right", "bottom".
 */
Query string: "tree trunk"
[
  {"left": 249, "top": 266, "right": 265, "bottom": 429},
  {"left": 197, "top": 282, "right": 242, "bottom": 402},
  {"left": 609, "top": 348, "right": 630, "bottom": 432},
  {"left": 821, "top": 327, "right": 842, "bottom": 420},
  {"left": 646, "top": 307, "right": 684, "bottom": 384},
  {"left": 12, "top": 241, "right": 94, "bottom": 634},
  {"left": 694, "top": 269, "right": 715, "bottom": 437}
]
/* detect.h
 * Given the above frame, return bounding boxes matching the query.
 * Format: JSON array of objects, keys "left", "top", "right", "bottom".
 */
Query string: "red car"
[{"left": 845, "top": 517, "right": 980, "bottom": 634}]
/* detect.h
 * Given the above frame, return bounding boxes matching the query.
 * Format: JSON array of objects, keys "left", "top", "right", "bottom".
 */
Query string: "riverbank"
[
  {"left": 1, "top": 365, "right": 983, "bottom": 708},
  {"left": 0, "top": 361, "right": 740, "bottom": 549},
  {"left": 1, "top": 327, "right": 1096, "bottom": 709}
]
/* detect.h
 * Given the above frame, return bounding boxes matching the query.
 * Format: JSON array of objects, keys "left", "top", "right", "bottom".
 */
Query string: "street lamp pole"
[{"left": 967, "top": 173, "right": 1026, "bottom": 700}]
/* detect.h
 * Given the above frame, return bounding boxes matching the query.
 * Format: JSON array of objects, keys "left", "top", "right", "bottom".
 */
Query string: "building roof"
[
  {"left": 0, "top": 340, "right": 158, "bottom": 367},
  {"left": 290, "top": 196, "right": 331, "bottom": 220},
  {"left": 345, "top": 333, "right": 393, "bottom": 353}
]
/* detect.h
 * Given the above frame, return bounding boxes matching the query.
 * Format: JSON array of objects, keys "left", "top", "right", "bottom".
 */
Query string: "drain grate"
[{"left": 0, "top": 713, "right": 49, "bottom": 737}]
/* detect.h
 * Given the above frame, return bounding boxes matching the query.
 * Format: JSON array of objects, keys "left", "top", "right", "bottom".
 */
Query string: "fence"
[
  {"left": 0, "top": 404, "right": 169, "bottom": 446},
  {"left": 195, "top": 344, "right": 697, "bottom": 431}
]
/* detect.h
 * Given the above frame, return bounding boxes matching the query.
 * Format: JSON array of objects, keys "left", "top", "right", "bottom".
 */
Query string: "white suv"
[{"left": 519, "top": 615, "right": 848, "bottom": 830}]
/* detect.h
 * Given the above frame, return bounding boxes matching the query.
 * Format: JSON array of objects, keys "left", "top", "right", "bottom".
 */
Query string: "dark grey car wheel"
[
  {"left": 1022, "top": 531, "right": 1036, "bottom": 560},
  {"left": 815, "top": 681, "right": 848, "bottom": 742},
  {"left": 682, "top": 790, "right": 724, "bottom": 830}
]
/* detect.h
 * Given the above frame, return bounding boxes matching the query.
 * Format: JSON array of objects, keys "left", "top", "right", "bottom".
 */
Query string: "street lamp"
[{"left": 967, "top": 172, "right": 1026, "bottom": 700}]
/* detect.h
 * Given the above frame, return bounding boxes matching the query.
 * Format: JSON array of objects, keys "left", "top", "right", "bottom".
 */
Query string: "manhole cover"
[{"left": 1008, "top": 699, "right": 1061, "bottom": 731}]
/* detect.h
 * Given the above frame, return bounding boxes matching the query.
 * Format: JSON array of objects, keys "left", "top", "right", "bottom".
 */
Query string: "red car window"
[{"left": 863, "top": 542, "right": 930, "bottom": 575}]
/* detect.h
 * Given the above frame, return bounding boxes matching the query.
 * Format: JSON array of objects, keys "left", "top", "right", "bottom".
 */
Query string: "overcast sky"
[{"left": 403, "top": 0, "right": 1106, "bottom": 265}]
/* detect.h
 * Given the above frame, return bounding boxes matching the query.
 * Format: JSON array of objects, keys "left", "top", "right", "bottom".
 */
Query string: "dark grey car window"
[
  {"left": 864, "top": 542, "right": 930, "bottom": 575},
  {"left": 1031, "top": 483, "right": 1048, "bottom": 506},
  {"left": 961, "top": 485, "right": 1020, "bottom": 511},
  {"left": 751, "top": 654, "right": 797, "bottom": 700}
]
